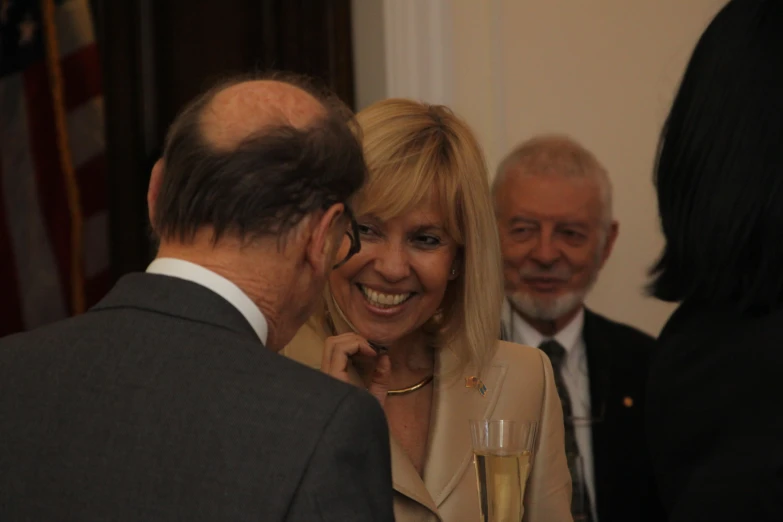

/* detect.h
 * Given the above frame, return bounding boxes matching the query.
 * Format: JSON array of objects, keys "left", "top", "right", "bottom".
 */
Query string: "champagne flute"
[{"left": 470, "top": 419, "right": 538, "bottom": 522}]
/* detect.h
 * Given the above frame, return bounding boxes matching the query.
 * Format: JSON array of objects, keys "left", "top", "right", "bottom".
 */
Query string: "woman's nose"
[{"left": 373, "top": 242, "right": 411, "bottom": 282}]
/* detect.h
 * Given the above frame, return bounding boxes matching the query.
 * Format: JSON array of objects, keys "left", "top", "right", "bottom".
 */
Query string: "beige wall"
[
  {"left": 351, "top": 0, "right": 387, "bottom": 111},
  {"left": 352, "top": 0, "right": 727, "bottom": 336}
]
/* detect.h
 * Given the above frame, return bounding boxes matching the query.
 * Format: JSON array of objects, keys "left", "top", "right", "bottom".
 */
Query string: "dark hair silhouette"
[{"left": 649, "top": 0, "right": 783, "bottom": 314}]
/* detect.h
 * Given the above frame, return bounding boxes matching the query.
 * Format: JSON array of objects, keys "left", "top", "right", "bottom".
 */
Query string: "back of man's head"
[
  {"left": 146, "top": 71, "right": 366, "bottom": 350},
  {"left": 150, "top": 71, "right": 365, "bottom": 245}
]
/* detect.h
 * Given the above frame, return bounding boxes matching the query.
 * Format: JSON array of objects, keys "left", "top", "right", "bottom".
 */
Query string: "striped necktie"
[{"left": 539, "top": 339, "right": 592, "bottom": 521}]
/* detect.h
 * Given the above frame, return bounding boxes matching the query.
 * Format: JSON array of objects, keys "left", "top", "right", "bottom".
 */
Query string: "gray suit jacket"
[{"left": 0, "top": 273, "right": 394, "bottom": 521}]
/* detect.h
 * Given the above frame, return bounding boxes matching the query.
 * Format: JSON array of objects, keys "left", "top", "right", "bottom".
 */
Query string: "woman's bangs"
[
  {"left": 355, "top": 163, "right": 431, "bottom": 221},
  {"left": 355, "top": 153, "right": 464, "bottom": 246}
]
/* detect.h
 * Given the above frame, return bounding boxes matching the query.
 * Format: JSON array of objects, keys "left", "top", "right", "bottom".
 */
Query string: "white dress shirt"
[
  {"left": 502, "top": 300, "right": 598, "bottom": 521},
  {"left": 146, "top": 257, "right": 268, "bottom": 344}
]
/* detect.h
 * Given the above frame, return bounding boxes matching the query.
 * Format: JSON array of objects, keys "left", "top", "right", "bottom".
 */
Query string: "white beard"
[
  {"left": 509, "top": 256, "right": 601, "bottom": 322},
  {"left": 508, "top": 288, "right": 587, "bottom": 322},
  {"left": 509, "top": 231, "right": 607, "bottom": 322}
]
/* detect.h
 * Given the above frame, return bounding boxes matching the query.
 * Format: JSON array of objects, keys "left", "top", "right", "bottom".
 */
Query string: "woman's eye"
[
  {"left": 358, "top": 224, "right": 374, "bottom": 235},
  {"left": 416, "top": 235, "right": 441, "bottom": 246}
]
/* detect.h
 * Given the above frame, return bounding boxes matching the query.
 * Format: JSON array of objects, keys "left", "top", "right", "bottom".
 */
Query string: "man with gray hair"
[{"left": 494, "top": 135, "right": 663, "bottom": 522}]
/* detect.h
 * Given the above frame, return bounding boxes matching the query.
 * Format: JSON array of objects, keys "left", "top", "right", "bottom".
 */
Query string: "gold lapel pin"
[
  {"left": 465, "top": 376, "right": 487, "bottom": 397},
  {"left": 623, "top": 396, "right": 634, "bottom": 408}
]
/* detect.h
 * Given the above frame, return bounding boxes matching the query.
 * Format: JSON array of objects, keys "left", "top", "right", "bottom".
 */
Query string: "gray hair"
[{"left": 492, "top": 134, "right": 613, "bottom": 226}]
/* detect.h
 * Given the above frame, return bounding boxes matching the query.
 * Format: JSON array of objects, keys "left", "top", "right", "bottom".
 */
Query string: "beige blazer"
[{"left": 283, "top": 322, "right": 573, "bottom": 522}]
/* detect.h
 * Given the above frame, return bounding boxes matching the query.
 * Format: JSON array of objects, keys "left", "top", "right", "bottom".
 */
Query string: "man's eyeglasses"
[{"left": 333, "top": 203, "right": 361, "bottom": 269}]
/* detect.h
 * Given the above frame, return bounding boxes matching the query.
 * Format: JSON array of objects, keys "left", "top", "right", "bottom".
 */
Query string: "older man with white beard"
[{"left": 493, "top": 135, "right": 664, "bottom": 522}]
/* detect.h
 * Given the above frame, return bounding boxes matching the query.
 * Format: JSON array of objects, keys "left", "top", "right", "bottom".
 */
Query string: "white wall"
[{"left": 352, "top": 0, "right": 727, "bottom": 336}]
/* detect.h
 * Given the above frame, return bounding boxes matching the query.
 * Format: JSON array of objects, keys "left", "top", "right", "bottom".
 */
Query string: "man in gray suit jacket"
[{"left": 0, "top": 72, "right": 394, "bottom": 521}]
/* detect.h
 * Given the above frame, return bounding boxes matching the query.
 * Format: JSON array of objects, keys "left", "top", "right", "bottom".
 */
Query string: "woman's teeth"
[{"left": 360, "top": 285, "right": 411, "bottom": 308}]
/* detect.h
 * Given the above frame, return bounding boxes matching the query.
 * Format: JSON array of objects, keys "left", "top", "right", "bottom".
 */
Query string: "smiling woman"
[
  {"left": 283, "top": 98, "right": 572, "bottom": 522},
  {"left": 331, "top": 188, "right": 459, "bottom": 348}
]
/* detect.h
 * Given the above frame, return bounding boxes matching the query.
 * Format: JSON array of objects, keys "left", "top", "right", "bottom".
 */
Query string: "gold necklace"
[{"left": 387, "top": 375, "right": 434, "bottom": 396}]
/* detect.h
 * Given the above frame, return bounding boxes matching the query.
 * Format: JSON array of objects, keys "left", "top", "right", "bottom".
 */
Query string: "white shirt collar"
[
  {"left": 146, "top": 257, "right": 268, "bottom": 344},
  {"left": 504, "top": 299, "right": 585, "bottom": 353}
]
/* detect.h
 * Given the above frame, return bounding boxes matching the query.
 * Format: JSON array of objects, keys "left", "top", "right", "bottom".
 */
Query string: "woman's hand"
[{"left": 322, "top": 333, "right": 392, "bottom": 406}]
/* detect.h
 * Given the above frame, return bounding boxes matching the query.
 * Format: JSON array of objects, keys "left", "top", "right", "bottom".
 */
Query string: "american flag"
[{"left": 0, "top": 0, "right": 109, "bottom": 336}]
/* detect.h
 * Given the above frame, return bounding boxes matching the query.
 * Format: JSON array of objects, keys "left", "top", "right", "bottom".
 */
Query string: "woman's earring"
[{"left": 450, "top": 267, "right": 457, "bottom": 278}]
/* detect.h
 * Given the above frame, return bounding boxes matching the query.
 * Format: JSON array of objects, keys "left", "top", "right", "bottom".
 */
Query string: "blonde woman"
[{"left": 284, "top": 99, "right": 572, "bottom": 521}]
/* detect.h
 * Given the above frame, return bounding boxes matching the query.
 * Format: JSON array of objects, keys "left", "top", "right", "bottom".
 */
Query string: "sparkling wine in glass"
[{"left": 470, "top": 419, "right": 538, "bottom": 522}]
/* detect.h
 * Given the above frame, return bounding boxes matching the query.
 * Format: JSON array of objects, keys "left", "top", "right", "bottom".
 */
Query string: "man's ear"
[
  {"left": 598, "top": 220, "right": 619, "bottom": 269},
  {"left": 304, "top": 203, "right": 345, "bottom": 276},
  {"left": 147, "top": 159, "right": 165, "bottom": 227}
]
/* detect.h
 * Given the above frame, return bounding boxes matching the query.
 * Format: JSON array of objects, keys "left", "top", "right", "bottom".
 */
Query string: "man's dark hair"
[
  {"left": 152, "top": 70, "right": 366, "bottom": 243},
  {"left": 649, "top": 0, "right": 783, "bottom": 314}
]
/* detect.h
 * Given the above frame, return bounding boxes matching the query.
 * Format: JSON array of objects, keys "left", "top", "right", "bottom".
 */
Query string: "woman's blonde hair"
[{"left": 332, "top": 98, "right": 504, "bottom": 377}]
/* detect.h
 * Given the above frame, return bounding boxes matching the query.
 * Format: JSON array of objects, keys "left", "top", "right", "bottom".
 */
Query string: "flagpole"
[{"left": 40, "top": 0, "right": 86, "bottom": 315}]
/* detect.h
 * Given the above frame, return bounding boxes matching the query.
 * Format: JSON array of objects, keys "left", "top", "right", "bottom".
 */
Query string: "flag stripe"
[
  {"left": 42, "top": 0, "right": 86, "bottom": 315},
  {"left": 0, "top": 72, "right": 68, "bottom": 328},
  {"left": 62, "top": 44, "right": 101, "bottom": 111},
  {"left": 0, "top": 0, "right": 109, "bottom": 335},
  {"left": 67, "top": 97, "right": 104, "bottom": 167},
  {"left": 54, "top": 0, "right": 96, "bottom": 58},
  {"left": 0, "top": 160, "right": 24, "bottom": 334},
  {"left": 22, "top": 61, "right": 74, "bottom": 316},
  {"left": 59, "top": 0, "right": 111, "bottom": 311}
]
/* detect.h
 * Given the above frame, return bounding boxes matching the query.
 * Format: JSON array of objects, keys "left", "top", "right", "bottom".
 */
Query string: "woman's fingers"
[
  {"left": 322, "top": 334, "right": 377, "bottom": 382},
  {"left": 322, "top": 334, "right": 390, "bottom": 406}
]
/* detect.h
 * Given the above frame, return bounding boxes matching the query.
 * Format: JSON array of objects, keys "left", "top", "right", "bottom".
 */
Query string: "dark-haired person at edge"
[
  {"left": 646, "top": 1, "right": 783, "bottom": 521},
  {"left": 0, "top": 72, "right": 394, "bottom": 522}
]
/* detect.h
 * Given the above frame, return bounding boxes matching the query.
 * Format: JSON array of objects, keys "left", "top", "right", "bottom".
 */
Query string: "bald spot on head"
[{"left": 200, "top": 80, "right": 327, "bottom": 151}]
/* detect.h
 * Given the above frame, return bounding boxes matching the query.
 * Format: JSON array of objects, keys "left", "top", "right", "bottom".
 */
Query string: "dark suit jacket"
[
  {"left": 646, "top": 299, "right": 783, "bottom": 522},
  {"left": 583, "top": 309, "right": 665, "bottom": 522},
  {"left": 0, "top": 273, "right": 395, "bottom": 522}
]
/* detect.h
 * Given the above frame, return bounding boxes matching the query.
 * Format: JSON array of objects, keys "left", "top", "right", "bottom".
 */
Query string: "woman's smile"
[{"left": 356, "top": 283, "right": 417, "bottom": 316}]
